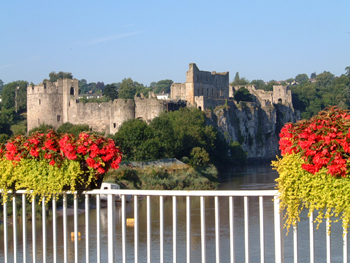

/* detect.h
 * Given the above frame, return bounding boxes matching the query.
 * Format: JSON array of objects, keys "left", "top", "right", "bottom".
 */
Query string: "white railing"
[{"left": 0, "top": 189, "right": 349, "bottom": 262}]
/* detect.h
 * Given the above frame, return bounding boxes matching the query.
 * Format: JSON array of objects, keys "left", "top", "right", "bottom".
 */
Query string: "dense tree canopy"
[
  {"left": 290, "top": 67, "right": 350, "bottom": 119},
  {"left": 47, "top": 71, "right": 73, "bottom": 82},
  {"left": 153, "top": 79, "right": 173, "bottom": 94},
  {"left": 231, "top": 72, "right": 249, "bottom": 86},
  {"left": 103, "top": 84, "right": 118, "bottom": 100},
  {"left": 113, "top": 107, "right": 241, "bottom": 167},
  {"left": 2, "top": 80, "right": 28, "bottom": 112},
  {"left": 234, "top": 87, "right": 253, "bottom": 103}
]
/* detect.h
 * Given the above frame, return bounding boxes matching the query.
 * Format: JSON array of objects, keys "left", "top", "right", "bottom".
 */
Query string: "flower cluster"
[
  {"left": 279, "top": 106, "right": 350, "bottom": 177},
  {"left": 1, "top": 130, "right": 122, "bottom": 177}
]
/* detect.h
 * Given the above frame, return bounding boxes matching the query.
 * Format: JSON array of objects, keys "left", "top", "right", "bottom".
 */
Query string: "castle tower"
[
  {"left": 27, "top": 81, "right": 64, "bottom": 132},
  {"left": 62, "top": 79, "right": 79, "bottom": 124}
]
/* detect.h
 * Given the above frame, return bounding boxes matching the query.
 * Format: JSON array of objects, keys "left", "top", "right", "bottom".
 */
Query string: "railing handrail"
[{"left": 5, "top": 188, "right": 279, "bottom": 197}]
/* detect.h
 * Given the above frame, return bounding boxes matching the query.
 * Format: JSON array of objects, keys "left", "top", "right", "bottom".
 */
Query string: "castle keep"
[{"left": 27, "top": 63, "right": 293, "bottom": 134}]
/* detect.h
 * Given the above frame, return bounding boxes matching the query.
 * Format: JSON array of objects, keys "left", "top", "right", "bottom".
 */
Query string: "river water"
[{"left": 0, "top": 164, "right": 348, "bottom": 262}]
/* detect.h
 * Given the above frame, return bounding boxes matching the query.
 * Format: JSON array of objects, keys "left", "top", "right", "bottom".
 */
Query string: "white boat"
[{"left": 100, "top": 182, "right": 132, "bottom": 202}]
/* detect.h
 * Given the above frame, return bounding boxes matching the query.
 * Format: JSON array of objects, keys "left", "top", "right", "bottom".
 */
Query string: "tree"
[
  {"left": 0, "top": 79, "right": 4, "bottom": 94},
  {"left": 96, "top": 82, "right": 105, "bottom": 92},
  {"left": 113, "top": 119, "right": 150, "bottom": 161},
  {"left": 2, "top": 80, "right": 28, "bottom": 112},
  {"left": 316, "top": 71, "right": 334, "bottom": 88},
  {"left": 234, "top": 87, "right": 253, "bottom": 103},
  {"left": 231, "top": 72, "right": 249, "bottom": 86},
  {"left": 345, "top": 66, "right": 350, "bottom": 78},
  {"left": 310, "top": 72, "right": 316, "bottom": 79},
  {"left": 189, "top": 147, "right": 210, "bottom": 167},
  {"left": 154, "top": 79, "right": 173, "bottom": 94},
  {"left": 250, "top": 79, "right": 266, "bottom": 90},
  {"left": 57, "top": 122, "right": 90, "bottom": 137},
  {"left": 48, "top": 71, "right": 73, "bottom": 82},
  {"left": 295, "top": 74, "right": 309, "bottom": 84},
  {"left": 0, "top": 108, "right": 14, "bottom": 136},
  {"left": 118, "top": 78, "right": 137, "bottom": 99},
  {"left": 103, "top": 84, "right": 118, "bottom": 101}
]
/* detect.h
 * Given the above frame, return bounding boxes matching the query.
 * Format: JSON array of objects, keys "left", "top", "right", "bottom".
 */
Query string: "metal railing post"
[{"left": 274, "top": 196, "right": 284, "bottom": 263}]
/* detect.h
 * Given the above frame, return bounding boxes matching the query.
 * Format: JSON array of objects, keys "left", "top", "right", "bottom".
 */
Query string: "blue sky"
[{"left": 1, "top": 0, "right": 349, "bottom": 86}]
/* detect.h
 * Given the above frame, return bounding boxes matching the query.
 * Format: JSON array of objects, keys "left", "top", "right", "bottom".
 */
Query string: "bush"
[
  {"left": 29, "top": 123, "right": 54, "bottom": 134},
  {"left": 229, "top": 141, "right": 247, "bottom": 164}
]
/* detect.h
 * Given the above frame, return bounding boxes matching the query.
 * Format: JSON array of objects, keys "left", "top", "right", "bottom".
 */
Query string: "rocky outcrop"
[{"left": 206, "top": 100, "right": 298, "bottom": 162}]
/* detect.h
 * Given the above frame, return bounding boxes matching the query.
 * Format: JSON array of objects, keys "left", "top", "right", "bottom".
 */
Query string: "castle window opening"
[
  {"left": 113, "top": 123, "right": 116, "bottom": 128},
  {"left": 57, "top": 115, "right": 61, "bottom": 122},
  {"left": 39, "top": 99, "right": 41, "bottom": 105},
  {"left": 44, "top": 83, "right": 46, "bottom": 89},
  {"left": 278, "top": 98, "right": 282, "bottom": 104},
  {"left": 70, "top": 87, "right": 75, "bottom": 95}
]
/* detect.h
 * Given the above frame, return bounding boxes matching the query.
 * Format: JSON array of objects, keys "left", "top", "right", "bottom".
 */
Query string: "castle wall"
[
  {"left": 194, "top": 96, "right": 227, "bottom": 111},
  {"left": 68, "top": 101, "right": 111, "bottom": 133},
  {"left": 170, "top": 83, "right": 187, "bottom": 100},
  {"left": 273, "top": 85, "right": 292, "bottom": 105},
  {"left": 110, "top": 99, "right": 135, "bottom": 133},
  {"left": 135, "top": 98, "right": 167, "bottom": 123}
]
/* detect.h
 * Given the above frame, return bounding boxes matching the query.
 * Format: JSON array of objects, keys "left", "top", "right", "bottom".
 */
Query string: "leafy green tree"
[
  {"left": 295, "top": 74, "right": 309, "bottom": 84},
  {"left": 96, "top": 82, "right": 105, "bottom": 91},
  {"left": 345, "top": 66, "right": 350, "bottom": 78},
  {"left": 149, "top": 82, "right": 157, "bottom": 89},
  {"left": 79, "top": 79, "right": 88, "bottom": 94},
  {"left": 229, "top": 141, "right": 247, "bottom": 164},
  {"left": 0, "top": 79, "right": 4, "bottom": 94},
  {"left": 148, "top": 115, "right": 176, "bottom": 158},
  {"left": 234, "top": 87, "right": 253, "bottom": 103},
  {"left": 2, "top": 81, "right": 28, "bottom": 112},
  {"left": 250, "top": 79, "right": 266, "bottom": 90},
  {"left": 103, "top": 84, "right": 118, "bottom": 101},
  {"left": 189, "top": 147, "right": 210, "bottom": 167},
  {"left": 310, "top": 72, "right": 316, "bottom": 79},
  {"left": 286, "top": 78, "right": 295, "bottom": 84},
  {"left": 154, "top": 79, "right": 173, "bottom": 94},
  {"left": 231, "top": 72, "right": 249, "bottom": 86},
  {"left": 48, "top": 71, "right": 73, "bottom": 82},
  {"left": 114, "top": 119, "right": 150, "bottom": 161},
  {"left": 118, "top": 78, "right": 137, "bottom": 99},
  {"left": 0, "top": 108, "right": 14, "bottom": 136},
  {"left": 316, "top": 71, "right": 334, "bottom": 88}
]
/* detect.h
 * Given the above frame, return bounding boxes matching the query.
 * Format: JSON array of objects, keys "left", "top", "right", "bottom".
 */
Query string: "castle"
[{"left": 27, "top": 63, "right": 293, "bottom": 134}]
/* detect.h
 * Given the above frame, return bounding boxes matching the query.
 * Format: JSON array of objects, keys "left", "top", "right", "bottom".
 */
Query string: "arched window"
[{"left": 70, "top": 87, "right": 74, "bottom": 95}]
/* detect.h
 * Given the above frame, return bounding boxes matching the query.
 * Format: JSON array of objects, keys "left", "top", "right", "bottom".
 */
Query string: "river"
[{"left": 0, "top": 164, "right": 348, "bottom": 262}]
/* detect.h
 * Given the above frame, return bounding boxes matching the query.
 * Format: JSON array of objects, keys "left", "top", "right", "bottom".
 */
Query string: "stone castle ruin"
[
  {"left": 27, "top": 63, "right": 294, "bottom": 134},
  {"left": 229, "top": 84, "right": 293, "bottom": 109},
  {"left": 27, "top": 79, "right": 179, "bottom": 134}
]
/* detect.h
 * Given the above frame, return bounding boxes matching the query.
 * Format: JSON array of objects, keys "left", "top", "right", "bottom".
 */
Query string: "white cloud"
[{"left": 86, "top": 31, "right": 143, "bottom": 46}]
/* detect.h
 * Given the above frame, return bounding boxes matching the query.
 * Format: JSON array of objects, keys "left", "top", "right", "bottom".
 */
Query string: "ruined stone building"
[
  {"left": 171, "top": 63, "right": 293, "bottom": 111},
  {"left": 170, "top": 63, "right": 230, "bottom": 110},
  {"left": 27, "top": 79, "right": 172, "bottom": 134},
  {"left": 27, "top": 63, "right": 294, "bottom": 135},
  {"left": 229, "top": 84, "right": 293, "bottom": 109}
]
